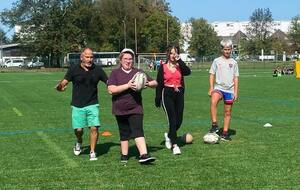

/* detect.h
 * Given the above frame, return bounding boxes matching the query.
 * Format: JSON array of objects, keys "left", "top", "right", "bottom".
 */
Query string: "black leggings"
[
  {"left": 162, "top": 87, "right": 184, "bottom": 145},
  {"left": 116, "top": 114, "right": 144, "bottom": 141}
]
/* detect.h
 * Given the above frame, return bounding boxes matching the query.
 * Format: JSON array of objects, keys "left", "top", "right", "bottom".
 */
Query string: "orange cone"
[{"left": 101, "top": 131, "right": 112, "bottom": 137}]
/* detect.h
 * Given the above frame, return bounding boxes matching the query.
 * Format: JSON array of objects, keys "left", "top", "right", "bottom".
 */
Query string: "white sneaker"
[
  {"left": 164, "top": 132, "right": 172, "bottom": 149},
  {"left": 90, "top": 152, "right": 98, "bottom": 161},
  {"left": 73, "top": 142, "right": 82, "bottom": 156},
  {"left": 172, "top": 145, "right": 181, "bottom": 155}
]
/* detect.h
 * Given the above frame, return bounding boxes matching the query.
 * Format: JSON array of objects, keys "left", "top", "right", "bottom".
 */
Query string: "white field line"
[
  {"left": 12, "top": 107, "right": 23, "bottom": 116},
  {"left": 37, "top": 132, "right": 78, "bottom": 168},
  {"left": 0, "top": 81, "right": 12, "bottom": 83}
]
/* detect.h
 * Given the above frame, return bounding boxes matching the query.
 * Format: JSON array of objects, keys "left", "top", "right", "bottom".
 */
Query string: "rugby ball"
[
  {"left": 203, "top": 132, "right": 219, "bottom": 144},
  {"left": 181, "top": 133, "right": 193, "bottom": 144},
  {"left": 132, "top": 72, "right": 147, "bottom": 91}
]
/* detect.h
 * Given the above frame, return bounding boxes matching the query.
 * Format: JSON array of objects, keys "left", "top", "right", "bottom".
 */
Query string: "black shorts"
[{"left": 115, "top": 114, "right": 144, "bottom": 141}]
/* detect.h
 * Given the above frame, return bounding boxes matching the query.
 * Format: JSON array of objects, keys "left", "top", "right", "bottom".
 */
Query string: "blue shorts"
[
  {"left": 213, "top": 90, "right": 234, "bottom": 104},
  {"left": 71, "top": 104, "right": 100, "bottom": 129}
]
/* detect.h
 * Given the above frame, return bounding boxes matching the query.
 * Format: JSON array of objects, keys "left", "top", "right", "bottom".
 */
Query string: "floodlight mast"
[
  {"left": 166, "top": 18, "right": 169, "bottom": 46},
  {"left": 123, "top": 20, "right": 126, "bottom": 48}
]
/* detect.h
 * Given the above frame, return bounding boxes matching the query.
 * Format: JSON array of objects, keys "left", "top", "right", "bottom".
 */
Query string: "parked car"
[
  {"left": 180, "top": 53, "right": 196, "bottom": 65},
  {"left": 3, "top": 59, "right": 25, "bottom": 68},
  {"left": 27, "top": 61, "right": 44, "bottom": 68}
]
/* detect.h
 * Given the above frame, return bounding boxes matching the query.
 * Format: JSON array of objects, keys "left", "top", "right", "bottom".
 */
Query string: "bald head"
[
  {"left": 81, "top": 48, "right": 93, "bottom": 58},
  {"left": 80, "top": 48, "right": 93, "bottom": 68}
]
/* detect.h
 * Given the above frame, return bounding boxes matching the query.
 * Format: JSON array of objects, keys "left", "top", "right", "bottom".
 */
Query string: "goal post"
[{"left": 137, "top": 53, "right": 166, "bottom": 72}]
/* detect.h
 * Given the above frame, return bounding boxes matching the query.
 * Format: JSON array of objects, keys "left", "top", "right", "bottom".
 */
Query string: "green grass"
[{"left": 0, "top": 68, "right": 299, "bottom": 189}]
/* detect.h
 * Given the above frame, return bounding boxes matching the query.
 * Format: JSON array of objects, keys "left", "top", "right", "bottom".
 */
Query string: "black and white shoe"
[
  {"left": 209, "top": 124, "right": 219, "bottom": 134},
  {"left": 73, "top": 142, "right": 82, "bottom": 156},
  {"left": 220, "top": 133, "right": 231, "bottom": 141},
  {"left": 138, "top": 154, "right": 156, "bottom": 164},
  {"left": 120, "top": 154, "right": 129, "bottom": 164}
]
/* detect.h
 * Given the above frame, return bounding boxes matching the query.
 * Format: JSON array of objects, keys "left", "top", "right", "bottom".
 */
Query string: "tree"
[
  {"left": 188, "top": 18, "right": 219, "bottom": 57},
  {"left": 95, "top": 0, "right": 178, "bottom": 53},
  {"left": 288, "top": 15, "right": 300, "bottom": 51},
  {"left": 1, "top": 0, "right": 98, "bottom": 67},
  {"left": 0, "top": 27, "right": 9, "bottom": 44},
  {"left": 0, "top": 0, "right": 180, "bottom": 66},
  {"left": 140, "top": 12, "right": 181, "bottom": 53},
  {"left": 246, "top": 8, "right": 273, "bottom": 55}
]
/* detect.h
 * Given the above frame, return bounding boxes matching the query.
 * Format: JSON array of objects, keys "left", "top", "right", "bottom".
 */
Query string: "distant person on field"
[
  {"left": 155, "top": 59, "right": 161, "bottom": 71},
  {"left": 56, "top": 48, "right": 108, "bottom": 161},
  {"left": 148, "top": 61, "right": 154, "bottom": 72},
  {"left": 273, "top": 66, "right": 280, "bottom": 77},
  {"left": 208, "top": 39, "right": 239, "bottom": 141},
  {"left": 107, "top": 48, "right": 157, "bottom": 164},
  {"left": 155, "top": 45, "right": 191, "bottom": 155},
  {"left": 294, "top": 51, "right": 300, "bottom": 61},
  {"left": 160, "top": 59, "right": 165, "bottom": 65}
]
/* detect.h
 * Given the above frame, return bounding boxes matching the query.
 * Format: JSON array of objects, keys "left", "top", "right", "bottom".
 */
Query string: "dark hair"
[{"left": 166, "top": 45, "right": 180, "bottom": 60}]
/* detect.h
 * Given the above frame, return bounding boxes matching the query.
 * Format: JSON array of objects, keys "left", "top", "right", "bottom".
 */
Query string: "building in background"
[
  {"left": 181, "top": 20, "right": 291, "bottom": 54},
  {"left": 0, "top": 43, "right": 25, "bottom": 64}
]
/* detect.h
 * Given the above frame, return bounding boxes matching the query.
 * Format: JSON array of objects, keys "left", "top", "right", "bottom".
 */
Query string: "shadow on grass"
[
  {"left": 126, "top": 144, "right": 164, "bottom": 160},
  {"left": 159, "top": 136, "right": 195, "bottom": 148},
  {"left": 82, "top": 142, "right": 119, "bottom": 156},
  {"left": 82, "top": 141, "right": 164, "bottom": 161},
  {"left": 218, "top": 128, "right": 236, "bottom": 137}
]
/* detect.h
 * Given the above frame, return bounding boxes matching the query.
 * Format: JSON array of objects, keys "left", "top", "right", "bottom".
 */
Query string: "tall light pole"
[
  {"left": 123, "top": 20, "right": 127, "bottom": 48},
  {"left": 135, "top": 18, "right": 137, "bottom": 54},
  {"left": 166, "top": 18, "right": 169, "bottom": 46},
  {"left": 0, "top": 38, "right": 3, "bottom": 62}
]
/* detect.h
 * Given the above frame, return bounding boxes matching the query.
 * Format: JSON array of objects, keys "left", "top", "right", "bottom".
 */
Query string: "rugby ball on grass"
[
  {"left": 181, "top": 133, "right": 193, "bottom": 144},
  {"left": 132, "top": 72, "right": 147, "bottom": 91},
  {"left": 203, "top": 132, "right": 219, "bottom": 144}
]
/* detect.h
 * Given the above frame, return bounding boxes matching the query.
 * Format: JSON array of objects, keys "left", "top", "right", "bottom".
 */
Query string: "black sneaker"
[
  {"left": 220, "top": 133, "right": 231, "bottom": 141},
  {"left": 120, "top": 155, "right": 129, "bottom": 164},
  {"left": 209, "top": 124, "right": 219, "bottom": 133},
  {"left": 138, "top": 154, "right": 156, "bottom": 164}
]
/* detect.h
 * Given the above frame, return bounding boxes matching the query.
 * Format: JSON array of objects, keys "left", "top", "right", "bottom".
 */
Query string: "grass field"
[{"left": 0, "top": 67, "right": 299, "bottom": 189}]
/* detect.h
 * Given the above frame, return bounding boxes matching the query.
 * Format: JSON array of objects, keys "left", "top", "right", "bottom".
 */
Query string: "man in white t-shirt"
[{"left": 208, "top": 39, "right": 239, "bottom": 141}]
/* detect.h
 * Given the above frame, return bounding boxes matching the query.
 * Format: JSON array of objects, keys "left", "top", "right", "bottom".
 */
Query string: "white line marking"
[
  {"left": 37, "top": 132, "right": 79, "bottom": 168},
  {"left": 12, "top": 107, "right": 23, "bottom": 116}
]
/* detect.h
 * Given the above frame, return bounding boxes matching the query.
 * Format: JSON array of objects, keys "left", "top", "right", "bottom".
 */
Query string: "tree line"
[
  {"left": 0, "top": 0, "right": 181, "bottom": 66},
  {"left": 0, "top": 1, "right": 299, "bottom": 66}
]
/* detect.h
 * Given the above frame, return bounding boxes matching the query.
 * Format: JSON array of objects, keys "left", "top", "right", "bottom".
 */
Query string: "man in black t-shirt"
[{"left": 56, "top": 48, "right": 108, "bottom": 161}]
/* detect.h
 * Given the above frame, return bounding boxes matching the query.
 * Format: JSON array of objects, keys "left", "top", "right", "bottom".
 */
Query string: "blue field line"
[
  {"left": 0, "top": 128, "right": 72, "bottom": 135},
  {"left": 0, "top": 124, "right": 118, "bottom": 136},
  {"left": 240, "top": 96, "right": 300, "bottom": 107},
  {"left": 0, "top": 115, "right": 298, "bottom": 136},
  {"left": 233, "top": 115, "right": 300, "bottom": 125}
]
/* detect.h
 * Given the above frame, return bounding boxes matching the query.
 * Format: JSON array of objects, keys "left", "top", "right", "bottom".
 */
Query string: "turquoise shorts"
[{"left": 71, "top": 104, "right": 100, "bottom": 129}]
